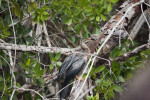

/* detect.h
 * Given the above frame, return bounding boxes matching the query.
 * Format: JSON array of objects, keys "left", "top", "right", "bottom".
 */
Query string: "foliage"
[
  {"left": 0, "top": 51, "right": 61, "bottom": 99},
  {"left": 0, "top": 0, "right": 149, "bottom": 100},
  {"left": 87, "top": 40, "right": 150, "bottom": 100},
  {"left": 0, "top": 19, "right": 10, "bottom": 39},
  {"left": 50, "top": 0, "right": 118, "bottom": 38}
]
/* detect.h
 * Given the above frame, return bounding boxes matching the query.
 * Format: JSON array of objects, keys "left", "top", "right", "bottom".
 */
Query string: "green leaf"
[
  {"left": 55, "top": 52, "right": 61, "bottom": 60},
  {"left": 82, "top": 24, "right": 88, "bottom": 33},
  {"left": 89, "top": 15, "right": 95, "bottom": 20},
  {"left": 100, "top": 0, "right": 103, "bottom": 5},
  {"left": 21, "top": 74, "right": 32, "bottom": 78},
  {"left": 37, "top": 78, "right": 45, "bottom": 87},
  {"left": 24, "top": 36, "right": 32, "bottom": 42},
  {"left": 103, "top": 80, "right": 113, "bottom": 87},
  {"left": 56, "top": 62, "right": 62, "bottom": 67},
  {"left": 36, "top": 69, "right": 44, "bottom": 77},
  {"left": 127, "top": 72, "right": 133, "bottom": 80},
  {"left": 4, "top": 31, "right": 10, "bottom": 36},
  {"left": 71, "top": 36, "right": 76, "bottom": 43},
  {"left": 86, "top": 96, "right": 93, "bottom": 100},
  {"left": 37, "top": 15, "right": 40, "bottom": 20},
  {"left": 113, "top": 84, "right": 123, "bottom": 92},
  {"left": 5, "top": 85, "right": 7, "bottom": 93},
  {"left": 107, "top": 3, "right": 112, "bottom": 12},
  {"left": 41, "top": 5, "right": 48, "bottom": 11},
  {"left": 111, "top": 61, "right": 117, "bottom": 67},
  {"left": 65, "top": 17, "right": 72, "bottom": 25},
  {"left": 96, "top": 93, "right": 99, "bottom": 99},
  {"left": 52, "top": 58, "right": 57, "bottom": 62},
  {"left": 74, "top": 24, "right": 81, "bottom": 31},
  {"left": 100, "top": 14, "right": 107, "bottom": 21},
  {"left": 28, "top": 3, "right": 33, "bottom": 12},
  {"left": 14, "top": 2, "right": 21, "bottom": 17},
  {"left": 96, "top": 16, "right": 100, "bottom": 22},
  {"left": 118, "top": 76, "right": 125, "bottom": 82},
  {"left": 44, "top": 16, "right": 49, "bottom": 20},
  {"left": 85, "top": 7, "right": 92, "bottom": 13},
  {"left": 28, "top": 2, "right": 37, "bottom": 12},
  {"left": 108, "top": 0, "right": 119, "bottom": 3},
  {"left": 26, "top": 58, "right": 31, "bottom": 66},
  {"left": 20, "top": 10, "right": 23, "bottom": 21},
  {"left": 95, "top": 28, "right": 101, "bottom": 35},
  {"left": 94, "top": 65, "right": 105, "bottom": 73},
  {"left": 49, "top": 64, "right": 54, "bottom": 70},
  {"left": 95, "top": 79, "right": 101, "bottom": 84},
  {"left": 29, "top": 59, "right": 37, "bottom": 66},
  {"left": 41, "top": 15, "right": 44, "bottom": 21},
  {"left": 78, "top": 0, "right": 83, "bottom": 6},
  {"left": 35, "top": 63, "right": 41, "bottom": 73},
  {"left": 3, "top": 25, "right": 9, "bottom": 31},
  {"left": 42, "top": 11, "right": 49, "bottom": 16},
  {"left": 49, "top": 53, "right": 54, "bottom": 60},
  {"left": 18, "top": 62, "right": 26, "bottom": 68},
  {"left": 0, "top": 76, "right": 3, "bottom": 82}
]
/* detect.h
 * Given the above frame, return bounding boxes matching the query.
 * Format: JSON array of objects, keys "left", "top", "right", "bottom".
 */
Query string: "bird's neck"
[{"left": 81, "top": 44, "right": 90, "bottom": 54}]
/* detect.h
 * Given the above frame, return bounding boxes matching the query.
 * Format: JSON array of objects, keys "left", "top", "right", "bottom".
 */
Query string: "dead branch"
[
  {"left": 0, "top": 43, "right": 80, "bottom": 55},
  {"left": 114, "top": 43, "right": 150, "bottom": 62},
  {"left": 48, "top": 19, "right": 76, "bottom": 47},
  {"left": 129, "top": 8, "right": 150, "bottom": 40}
]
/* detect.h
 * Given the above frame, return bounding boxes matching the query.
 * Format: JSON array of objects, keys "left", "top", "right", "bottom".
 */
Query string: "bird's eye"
[
  {"left": 82, "top": 39, "right": 91, "bottom": 44},
  {"left": 84, "top": 41, "right": 90, "bottom": 44}
]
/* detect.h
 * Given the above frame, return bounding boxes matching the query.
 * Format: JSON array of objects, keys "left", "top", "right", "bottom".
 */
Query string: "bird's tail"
[{"left": 60, "top": 77, "right": 72, "bottom": 99}]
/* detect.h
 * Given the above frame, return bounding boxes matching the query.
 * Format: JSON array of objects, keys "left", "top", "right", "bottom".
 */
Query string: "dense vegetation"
[{"left": 0, "top": 0, "right": 149, "bottom": 100}]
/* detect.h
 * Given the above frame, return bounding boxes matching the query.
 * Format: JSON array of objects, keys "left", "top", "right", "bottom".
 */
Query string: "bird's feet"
[{"left": 76, "top": 75, "right": 84, "bottom": 81}]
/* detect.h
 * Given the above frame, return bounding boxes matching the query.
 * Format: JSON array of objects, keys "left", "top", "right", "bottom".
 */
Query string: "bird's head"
[{"left": 80, "top": 38, "right": 91, "bottom": 53}]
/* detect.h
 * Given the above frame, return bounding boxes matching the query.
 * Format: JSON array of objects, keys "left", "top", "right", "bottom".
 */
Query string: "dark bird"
[{"left": 57, "top": 38, "right": 92, "bottom": 99}]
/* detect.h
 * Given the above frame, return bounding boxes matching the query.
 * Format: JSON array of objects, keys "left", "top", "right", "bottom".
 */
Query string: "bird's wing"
[
  {"left": 65, "top": 58, "right": 86, "bottom": 79},
  {"left": 58, "top": 54, "right": 76, "bottom": 77}
]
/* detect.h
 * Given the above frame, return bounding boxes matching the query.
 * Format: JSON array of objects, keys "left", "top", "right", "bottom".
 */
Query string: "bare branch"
[
  {"left": 7, "top": 1, "right": 17, "bottom": 99},
  {"left": 0, "top": 43, "right": 79, "bottom": 54},
  {"left": 15, "top": 86, "right": 47, "bottom": 100},
  {"left": 114, "top": 43, "right": 150, "bottom": 62},
  {"left": 43, "top": 22, "right": 51, "bottom": 47},
  {"left": 48, "top": 19, "right": 76, "bottom": 47},
  {"left": 129, "top": 8, "right": 150, "bottom": 40}
]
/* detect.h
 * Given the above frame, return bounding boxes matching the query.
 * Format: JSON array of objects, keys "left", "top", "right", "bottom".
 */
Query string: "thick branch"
[{"left": 0, "top": 43, "right": 79, "bottom": 54}]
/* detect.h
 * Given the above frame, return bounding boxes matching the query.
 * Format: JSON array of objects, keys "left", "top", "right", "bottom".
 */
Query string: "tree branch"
[
  {"left": 0, "top": 43, "right": 80, "bottom": 55},
  {"left": 48, "top": 19, "right": 76, "bottom": 47},
  {"left": 114, "top": 43, "right": 150, "bottom": 62}
]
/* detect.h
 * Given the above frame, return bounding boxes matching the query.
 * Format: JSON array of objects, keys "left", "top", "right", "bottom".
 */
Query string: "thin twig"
[
  {"left": 7, "top": 1, "right": 17, "bottom": 99},
  {"left": 48, "top": 19, "right": 76, "bottom": 47},
  {"left": 43, "top": 22, "right": 51, "bottom": 47},
  {"left": 0, "top": 59, "right": 6, "bottom": 98},
  {"left": 0, "top": 8, "right": 8, "bottom": 14},
  {"left": 15, "top": 86, "right": 47, "bottom": 100}
]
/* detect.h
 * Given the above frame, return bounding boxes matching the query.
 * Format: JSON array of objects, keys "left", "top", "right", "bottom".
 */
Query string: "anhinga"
[{"left": 57, "top": 38, "right": 92, "bottom": 99}]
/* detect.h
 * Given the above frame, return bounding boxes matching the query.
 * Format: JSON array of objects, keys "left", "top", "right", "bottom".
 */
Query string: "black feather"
[{"left": 57, "top": 54, "right": 86, "bottom": 99}]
